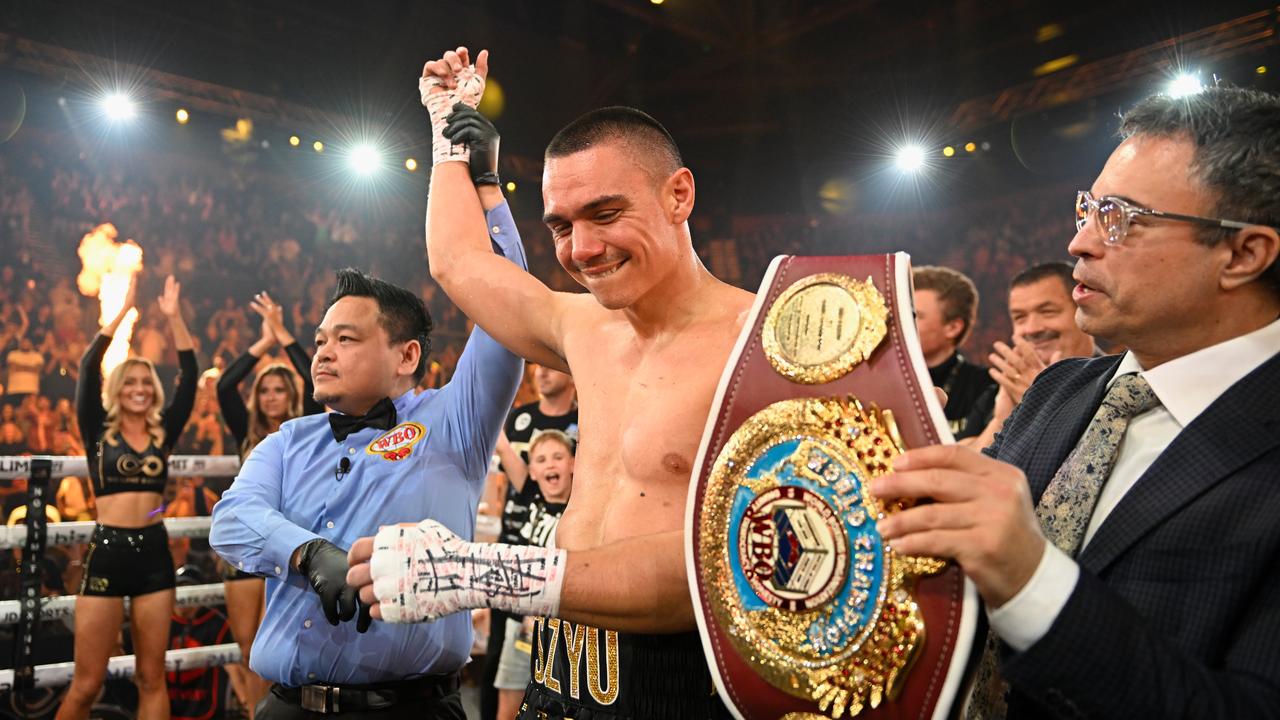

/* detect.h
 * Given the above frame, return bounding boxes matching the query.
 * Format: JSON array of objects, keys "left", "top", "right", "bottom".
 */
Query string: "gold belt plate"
[{"left": 699, "top": 396, "right": 944, "bottom": 719}]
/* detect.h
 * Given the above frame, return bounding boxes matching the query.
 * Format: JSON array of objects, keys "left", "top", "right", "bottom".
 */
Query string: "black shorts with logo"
[
  {"left": 80, "top": 523, "right": 176, "bottom": 597},
  {"left": 518, "top": 616, "right": 733, "bottom": 720}
]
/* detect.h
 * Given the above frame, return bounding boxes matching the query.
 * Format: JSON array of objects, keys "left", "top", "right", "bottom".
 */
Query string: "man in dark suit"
[{"left": 875, "top": 86, "right": 1280, "bottom": 719}]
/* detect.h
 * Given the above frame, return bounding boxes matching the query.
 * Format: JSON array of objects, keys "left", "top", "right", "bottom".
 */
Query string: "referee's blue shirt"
[{"left": 210, "top": 202, "right": 526, "bottom": 686}]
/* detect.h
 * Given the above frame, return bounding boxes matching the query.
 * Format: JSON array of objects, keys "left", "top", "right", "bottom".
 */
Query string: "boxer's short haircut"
[
  {"left": 912, "top": 265, "right": 980, "bottom": 346},
  {"left": 545, "top": 106, "right": 683, "bottom": 178},
  {"left": 328, "top": 268, "right": 433, "bottom": 382},
  {"left": 1010, "top": 261, "right": 1076, "bottom": 297}
]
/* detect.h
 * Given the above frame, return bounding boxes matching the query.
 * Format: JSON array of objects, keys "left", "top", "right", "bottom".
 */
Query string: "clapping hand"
[
  {"left": 250, "top": 291, "right": 293, "bottom": 345},
  {"left": 988, "top": 337, "right": 1059, "bottom": 404}
]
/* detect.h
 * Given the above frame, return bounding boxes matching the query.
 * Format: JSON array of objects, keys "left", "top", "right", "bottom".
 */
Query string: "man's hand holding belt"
[
  {"left": 296, "top": 538, "right": 373, "bottom": 632},
  {"left": 346, "top": 520, "right": 567, "bottom": 624}
]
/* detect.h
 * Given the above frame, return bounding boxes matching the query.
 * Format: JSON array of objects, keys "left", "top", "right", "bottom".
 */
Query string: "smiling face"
[
  {"left": 114, "top": 361, "right": 160, "bottom": 418},
  {"left": 1008, "top": 277, "right": 1095, "bottom": 361},
  {"left": 542, "top": 140, "right": 692, "bottom": 310},
  {"left": 529, "top": 435, "right": 575, "bottom": 504},
  {"left": 312, "top": 296, "right": 417, "bottom": 415}
]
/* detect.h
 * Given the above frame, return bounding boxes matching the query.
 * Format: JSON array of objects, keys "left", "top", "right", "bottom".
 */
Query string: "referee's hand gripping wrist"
[{"left": 443, "top": 104, "right": 501, "bottom": 186}]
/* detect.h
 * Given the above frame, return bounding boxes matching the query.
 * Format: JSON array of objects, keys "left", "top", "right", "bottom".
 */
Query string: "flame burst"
[{"left": 77, "top": 223, "right": 144, "bottom": 376}]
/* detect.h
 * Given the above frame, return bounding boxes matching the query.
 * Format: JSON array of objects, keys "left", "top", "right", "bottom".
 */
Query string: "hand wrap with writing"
[
  {"left": 370, "top": 519, "right": 568, "bottom": 623},
  {"left": 420, "top": 67, "right": 485, "bottom": 167}
]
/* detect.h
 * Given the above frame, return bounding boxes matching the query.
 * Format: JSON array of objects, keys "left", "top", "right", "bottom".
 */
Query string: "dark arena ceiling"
[{"left": 2, "top": 0, "right": 1278, "bottom": 214}]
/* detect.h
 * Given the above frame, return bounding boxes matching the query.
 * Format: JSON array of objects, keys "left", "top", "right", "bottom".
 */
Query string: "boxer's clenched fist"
[
  {"left": 420, "top": 46, "right": 489, "bottom": 166},
  {"left": 347, "top": 519, "right": 567, "bottom": 624}
]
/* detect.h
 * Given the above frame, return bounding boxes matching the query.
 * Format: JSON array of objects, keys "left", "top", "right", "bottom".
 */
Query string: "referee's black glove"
[
  {"left": 297, "top": 538, "right": 359, "bottom": 627},
  {"left": 443, "top": 103, "right": 501, "bottom": 186}
]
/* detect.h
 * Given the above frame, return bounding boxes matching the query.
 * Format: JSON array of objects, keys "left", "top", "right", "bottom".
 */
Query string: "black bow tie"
[{"left": 329, "top": 398, "right": 397, "bottom": 442}]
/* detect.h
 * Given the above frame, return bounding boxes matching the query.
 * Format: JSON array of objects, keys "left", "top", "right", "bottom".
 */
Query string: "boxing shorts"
[{"left": 519, "top": 617, "right": 734, "bottom": 719}]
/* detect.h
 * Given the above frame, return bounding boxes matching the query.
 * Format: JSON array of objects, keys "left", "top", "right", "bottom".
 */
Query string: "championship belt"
[{"left": 686, "top": 254, "right": 978, "bottom": 720}]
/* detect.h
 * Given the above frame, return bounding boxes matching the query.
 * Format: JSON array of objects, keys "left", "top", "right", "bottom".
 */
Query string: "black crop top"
[
  {"left": 76, "top": 333, "right": 198, "bottom": 497},
  {"left": 215, "top": 342, "right": 323, "bottom": 453}
]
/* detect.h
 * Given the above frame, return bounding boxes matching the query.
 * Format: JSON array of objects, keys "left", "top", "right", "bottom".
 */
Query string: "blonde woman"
[
  {"left": 213, "top": 291, "right": 320, "bottom": 715},
  {"left": 58, "top": 275, "right": 197, "bottom": 720}
]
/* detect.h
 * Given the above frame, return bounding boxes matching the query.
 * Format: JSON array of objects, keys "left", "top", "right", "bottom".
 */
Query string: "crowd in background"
[
  {"left": 0, "top": 112, "right": 1090, "bottom": 720},
  {"left": 0, "top": 125, "right": 1079, "bottom": 592}
]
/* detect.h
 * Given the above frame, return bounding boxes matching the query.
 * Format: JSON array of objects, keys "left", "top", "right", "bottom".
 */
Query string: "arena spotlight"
[
  {"left": 175, "top": 108, "right": 190, "bottom": 124},
  {"left": 100, "top": 92, "right": 137, "bottom": 121},
  {"left": 348, "top": 143, "right": 383, "bottom": 175},
  {"left": 1167, "top": 73, "right": 1204, "bottom": 99},
  {"left": 894, "top": 144, "right": 927, "bottom": 173},
  {"left": 405, "top": 157, "right": 418, "bottom": 171}
]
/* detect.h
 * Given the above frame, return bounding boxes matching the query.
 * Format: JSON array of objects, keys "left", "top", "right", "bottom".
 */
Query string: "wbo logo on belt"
[
  {"left": 688, "top": 255, "right": 977, "bottom": 720},
  {"left": 366, "top": 422, "right": 427, "bottom": 461}
]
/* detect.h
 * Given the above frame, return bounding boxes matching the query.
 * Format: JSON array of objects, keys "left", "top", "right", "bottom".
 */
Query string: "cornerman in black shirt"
[
  {"left": 912, "top": 265, "right": 997, "bottom": 438},
  {"left": 60, "top": 275, "right": 198, "bottom": 720}
]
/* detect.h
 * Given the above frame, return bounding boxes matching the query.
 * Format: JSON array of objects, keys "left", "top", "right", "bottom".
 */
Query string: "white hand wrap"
[
  {"left": 370, "top": 519, "right": 567, "bottom": 624},
  {"left": 420, "top": 67, "right": 486, "bottom": 167}
]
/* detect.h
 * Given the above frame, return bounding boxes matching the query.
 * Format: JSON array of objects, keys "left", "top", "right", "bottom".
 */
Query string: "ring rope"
[
  {"left": 0, "top": 516, "right": 213, "bottom": 550},
  {"left": 0, "top": 455, "right": 240, "bottom": 481},
  {"left": 0, "top": 643, "right": 243, "bottom": 691},
  {"left": 0, "top": 582, "right": 230, "bottom": 626}
]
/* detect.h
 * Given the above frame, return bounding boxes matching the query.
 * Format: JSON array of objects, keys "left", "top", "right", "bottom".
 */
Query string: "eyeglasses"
[{"left": 1075, "top": 190, "right": 1259, "bottom": 246}]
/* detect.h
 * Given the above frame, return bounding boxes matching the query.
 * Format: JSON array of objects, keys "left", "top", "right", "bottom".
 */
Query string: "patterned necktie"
[{"left": 964, "top": 372, "right": 1160, "bottom": 719}]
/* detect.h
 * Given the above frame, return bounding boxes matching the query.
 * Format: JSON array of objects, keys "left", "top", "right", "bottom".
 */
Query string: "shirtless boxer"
[{"left": 347, "top": 47, "right": 751, "bottom": 718}]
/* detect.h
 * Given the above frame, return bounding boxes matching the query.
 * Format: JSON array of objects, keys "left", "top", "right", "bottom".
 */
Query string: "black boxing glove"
[
  {"left": 443, "top": 102, "right": 501, "bottom": 186},
  {"left": 296, "top": 538, "right": 360, "bottom": 628}
]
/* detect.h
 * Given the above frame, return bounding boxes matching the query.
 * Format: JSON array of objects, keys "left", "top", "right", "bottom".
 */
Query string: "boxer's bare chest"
[{"left": 555, "top": 305, "right": 748, "bottom": 549}]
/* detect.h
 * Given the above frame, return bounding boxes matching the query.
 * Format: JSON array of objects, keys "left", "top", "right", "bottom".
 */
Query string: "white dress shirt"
[{"left": 989, "top": 317, "right": 1280, "bottom": 651}]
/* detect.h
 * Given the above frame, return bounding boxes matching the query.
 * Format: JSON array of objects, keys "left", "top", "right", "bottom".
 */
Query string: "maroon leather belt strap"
[{"left": 686, "top": 253, "right": 978, "bottom": 720}]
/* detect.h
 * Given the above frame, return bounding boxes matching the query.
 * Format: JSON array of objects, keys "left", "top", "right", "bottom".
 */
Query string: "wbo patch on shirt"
[{"left": 366, "top": 422, "right": 427, "bottom": 461}]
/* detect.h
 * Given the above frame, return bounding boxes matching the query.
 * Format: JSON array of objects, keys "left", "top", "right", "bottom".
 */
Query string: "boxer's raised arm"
[
  {"left": 426, "top": 162, "right": 570, "bottom": 372},
  {"left": 421, "top": 47, "right": 571, "bottom": 373}
]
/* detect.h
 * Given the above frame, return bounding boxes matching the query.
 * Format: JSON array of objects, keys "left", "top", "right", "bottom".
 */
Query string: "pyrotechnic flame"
[{"left": 77, "top": 223, "right": 144, "bottom": 376}]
